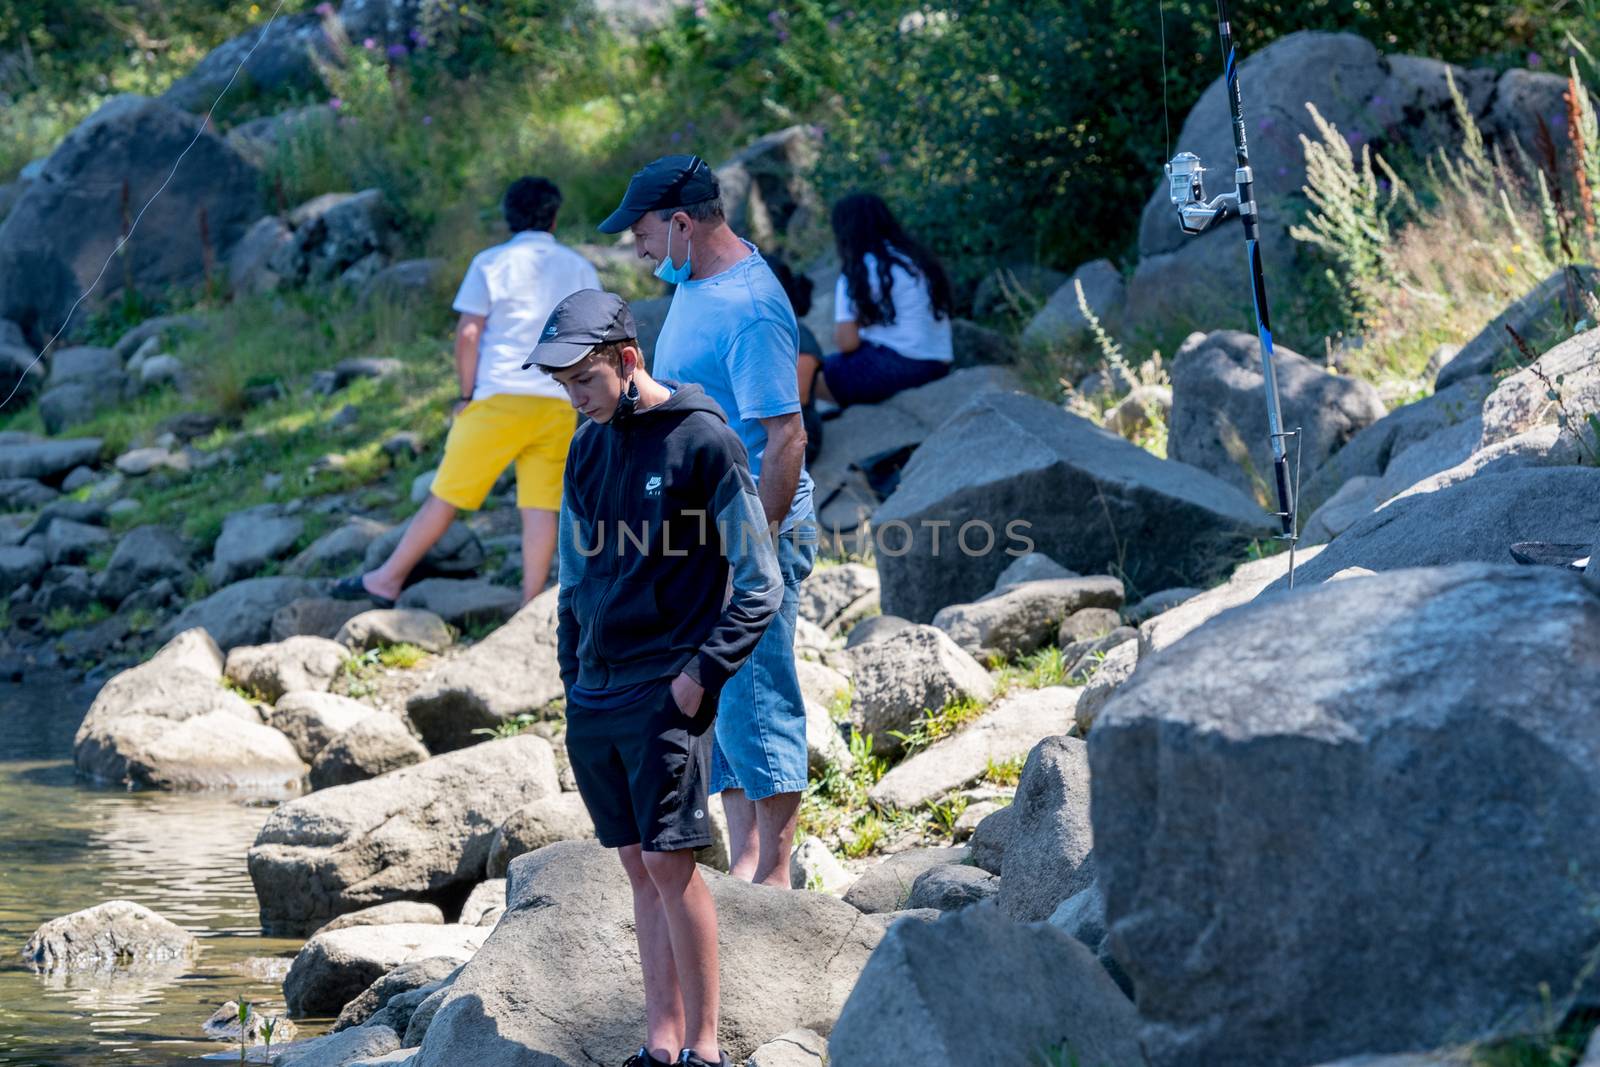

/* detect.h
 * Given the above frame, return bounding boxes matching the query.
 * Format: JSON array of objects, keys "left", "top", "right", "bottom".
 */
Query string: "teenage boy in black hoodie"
[{"left": 526, "top": 289, "right": 781, "bottom": 1067}]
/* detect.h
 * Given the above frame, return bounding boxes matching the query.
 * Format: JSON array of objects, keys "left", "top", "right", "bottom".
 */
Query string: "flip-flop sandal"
[
  {"left": 330, "top": 574, "right": 396, "bottom": 609},
  {"left": 1508, "top": 542, "right": 1590, "bottom": 571}
]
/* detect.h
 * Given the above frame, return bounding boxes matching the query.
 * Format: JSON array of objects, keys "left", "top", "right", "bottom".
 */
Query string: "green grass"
[
  {"left": 44, "top": 602, "right": 110, "bottom": 635},
  {"left": 377, "top": 642, "right": 427, "bottom": 669},
  {"left": 983, "top": 754, "right": 1025, "bottom": 788},
  {"left": 887, "top": 696, "right": 987, "bottom": 757}
]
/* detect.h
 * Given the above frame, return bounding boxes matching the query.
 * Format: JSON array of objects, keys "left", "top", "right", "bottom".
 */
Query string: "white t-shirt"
[
  {"left": 452, "top": 230, "right": 601, "bottom": 400},
  {"left": 834, "top": 251, "right": 952, "bottom": 363}
]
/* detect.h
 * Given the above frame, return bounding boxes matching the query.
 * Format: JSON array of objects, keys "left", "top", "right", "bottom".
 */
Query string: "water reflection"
[{"left": 0, "top": 675, "right": 321, "bottom": 1065}]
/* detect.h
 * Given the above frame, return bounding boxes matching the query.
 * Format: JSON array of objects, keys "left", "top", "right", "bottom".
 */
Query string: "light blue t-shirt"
[{"left": 653, "top": 242, "right": 815, "bottom": 533}]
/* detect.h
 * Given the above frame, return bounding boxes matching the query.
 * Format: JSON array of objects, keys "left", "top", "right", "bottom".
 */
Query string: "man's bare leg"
[
  {"left": 518, "top": 506, "right": 558, "bottom": 604},
  {"left": 362, "top": 493, "right": 457, "bottom": 601},
  {"left": 722, "top": 788, "right": 803, "bottom": 888},
  {"left": 641, "top": 848, "right": 721, "bottom": 1063},
  {"left": 619, "top": 845, "right": 684, "bottom": 1063}
]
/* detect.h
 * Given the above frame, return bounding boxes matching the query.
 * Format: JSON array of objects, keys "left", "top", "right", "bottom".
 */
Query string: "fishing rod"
[{"left": 1164, "top": 0, "right": 1301, "bottom": 586}]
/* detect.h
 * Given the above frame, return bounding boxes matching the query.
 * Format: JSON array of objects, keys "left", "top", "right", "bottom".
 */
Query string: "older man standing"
[
  {"left": 334, "top": 176, "right": 599, "bottom": 608},
  {"left": 599, "top": 155, "right": 814, "bottom": 889}
]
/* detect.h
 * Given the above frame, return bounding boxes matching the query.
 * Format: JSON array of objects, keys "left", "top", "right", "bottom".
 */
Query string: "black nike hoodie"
[{"left": 555, "top": 381, "right": 783, "bottom": 699}]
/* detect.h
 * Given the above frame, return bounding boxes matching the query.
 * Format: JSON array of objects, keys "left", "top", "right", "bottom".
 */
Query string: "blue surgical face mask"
[{"left": 654, "top": 224, "right": 692, "bottom": 285}]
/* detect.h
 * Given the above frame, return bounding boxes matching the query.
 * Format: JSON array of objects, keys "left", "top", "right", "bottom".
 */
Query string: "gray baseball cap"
[{"left": 523, "top": 289, "right": 638, "bottom": 370}]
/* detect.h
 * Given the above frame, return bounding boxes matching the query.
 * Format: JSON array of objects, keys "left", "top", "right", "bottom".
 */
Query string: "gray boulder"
[
  {"left": 334, "top": 957, "right": 462, "bottom": 1032},
  {"left": 312, "top": 902, "right": 446, "bottom": 940},
  {"left": 112, "top": 313, "right": 204, "bottom": 360},
  {"left": 248, "top": 734, "right": 560, "bottom": 935},
  {"left": 159, "top": 576, "right": 321, "bottom": 650},
  {"left": 276, "top": 1025, "right": 402, "bottom": 1067},
  {"left": 0, "top": 96, "right": 259, "bottom": 341},
  {"left": 363, "top": 518, "right": 484, "bottom": 577},
  {"left": 0, "top": 436, "right": 101, "bottom": 481},
  {"left": 967, "top": 804, "right": 1014, "bottom": 876},
  {"left": 162, "top": 14, "right": 331, "bottom": 111},
  {"left": 842, "top": 847, "right": 969, "bottom": 915},
  {"left": 1048, "top": 882, "right": 1130, "bottom": 997},
  {"left": 1437, "top": 268, "right": 1598, "bottom": 388},
  {"left": 225, "top": 635, "right": 347, "bottom": 702},
  {"left": 284, "top": 923, "right": 486, "bottom": 1017},
  {"left": 874, "top": 390, "right": 1271, "bottom": 623},
  {"left": 288, "top": 517, "right": 390, "bottom": 576},
  {"left": 395, "top": 579, "right": 519, "bottom": 630},
  {"left": 868, "top": 687, "right": 1076, "bottom": 811},
  {"left": 404, "top": 591, "right": 564, "bottom": 753},
  {"left": 1020, "top": 259, "right": 1126, "bottom": 350},
  {"left": 0, "top": 544, "right": 46, "bottom": 597},
  {"left": 270, "top": 691, "right": 376, "bottom": 763},
  {"left": 310, "top": 713, "right": 429, "bottom": 790},
  {"left": 0, "top": 477, "right": 57, "bottom": 511},
  {"left": 97, "top": 525, "right": 191, "bottom": 605},
  {"left": 797, "top": 562, "right": 879, "bottom": 631},
  {"left": 0, "top": 342, "right": 45, "bottom": 403},
  {"left": 43, "top": 517, "right": 110, "bottom": 565},
  {"left": 990, "top": 551, "right": 1077, "bottom": 591},
  {"left": 227, "top": 215, "right": 295, "bottom": 295},
  {"left": 272, "top": 596, "right": 374, "bottom": 642},
  {"left": 1091, "top": 563, "right": 1600, "bottom": 1065},
  {"left": 485, "top": 793, "right": 597, "bottom": 878},
  {"left": 39, "top": 379, "right": 124, "bottom": 433},
  {"left": 1139, "top": 546, "right": 1323, "bottom": 656},
  {"left": 903, "top": 863, "right": 999, "bottom": 912},
  {"left": 211, "top": 504, "right": 305, "bottom": 585},
  {"left": 273, "top": 189, "right": 395, "bottom": 287},
  {"left": 1478, "top": 325, "right": 1600, "bottom": 448},
  {"left": 361, "top": 258, "right": 442, "bottom": 307},
  {"left": 1168, "top": 330, "right": 1385, "bottom": 496},
  {"left": 847, "top": 625, "right": 995, "bottom": 756},
  {"left": 1269, "top": 467, "right": 1600, "bottom": 592},
  {"left": 827, "top": 902, "right": 1143, "bottom": 1067},
  {"left": 411, "top": 840, "right": 880, "bottom": 1066},
  {"left": 995, "top": 736, "right": 1094, "bottom": 921},
  {"left": 747, "top": 1028, "right": 828, "bottom": 1067},
  {"left": 24, "top": 900, "right": 197, "bottom": 970},
  {"left": 459, "top": 880, "right": 507, "bottom": 928},
  {"left": 73, "top": 628, "right": 307, "bottom": 791},
  {"left": 48, "top": 345, "right": 120, "bottom": 385},
  {"left": 715, "top": 126, "right": 820, "bottom": 248},
  {"left": 931, "top": 575, "right": 1123, "bottom": 659},
  {"left": 1073, "top": 639, "right": 1140, "bottom": 733},
  {"left": 337, "top": 608, "right": 453, "bottom": 653}
]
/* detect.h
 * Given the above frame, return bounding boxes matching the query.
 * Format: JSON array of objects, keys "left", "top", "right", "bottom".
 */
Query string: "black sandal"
[{"left": 329, "top": 574, "right": 397, "bottom": 609}]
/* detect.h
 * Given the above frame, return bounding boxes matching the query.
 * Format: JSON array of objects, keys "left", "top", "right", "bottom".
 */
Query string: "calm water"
[{"left": 0, "top": 674, "right": 324, "bottom": 1065}]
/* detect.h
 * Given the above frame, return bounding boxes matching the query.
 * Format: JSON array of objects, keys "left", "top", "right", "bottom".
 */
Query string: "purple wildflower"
[
  {"left": 1528, "top": 51, "right": 1542, "bottom": 68},
  {"left": 315, "top": 1, "right": 333, "bottom": 15},
  {"left": 364, "top": 37, "right": 377, "bottom": 49},
  {"left": 768, "top": 9, "right": 782, "bottom": 24},
  {"left": 422, "top": 115, "right": 433, "bottom": 125},
  {"left": 387, "top": 43, "right": 408, "bottom": 59},
  {"left": 329, "top": 97, "right": 343, "bottom": 110},
  {"left": 671, "top": 130, "right": 683, "bottom": 143},
  {"left": 777, "top": 29, "right": 789, "bottom": 41}
]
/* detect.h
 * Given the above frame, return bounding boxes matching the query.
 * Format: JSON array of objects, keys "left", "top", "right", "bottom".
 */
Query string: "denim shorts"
[
  {"left": 709, "top": 522, "right": 818, "bottom": 799},
  {"left": 820, "top": 340, "right": 951, "bottom": 407}
]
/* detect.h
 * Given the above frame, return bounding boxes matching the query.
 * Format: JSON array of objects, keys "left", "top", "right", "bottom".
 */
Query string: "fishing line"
[
  {"left": 1158, "top": 0, "right": 1172, "bottom": 165},
  {"left": 0, "top": 0, "right": 290, "bottom": 412}
]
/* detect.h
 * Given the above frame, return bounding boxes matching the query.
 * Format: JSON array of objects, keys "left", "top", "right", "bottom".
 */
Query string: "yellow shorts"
[{"left": 430, "top": 394, "right": 576, "bottom": 512}]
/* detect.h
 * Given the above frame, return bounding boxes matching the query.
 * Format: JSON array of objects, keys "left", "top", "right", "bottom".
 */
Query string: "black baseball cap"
[
  {"left": 524, "top": 289, "right": 637, "bottom": 370},
  {"left": 597, "top": 154, "right": 720, "bottom": 234}
]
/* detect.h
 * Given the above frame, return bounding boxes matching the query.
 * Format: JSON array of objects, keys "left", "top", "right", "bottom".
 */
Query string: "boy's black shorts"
[{"left": 565, "top": 678, "right": 716, "bottom": 853}]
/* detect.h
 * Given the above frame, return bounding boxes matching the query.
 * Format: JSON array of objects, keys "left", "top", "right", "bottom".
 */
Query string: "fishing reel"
[{"left": 1166, "top": 151, "right": 1241, "bottom": 236}]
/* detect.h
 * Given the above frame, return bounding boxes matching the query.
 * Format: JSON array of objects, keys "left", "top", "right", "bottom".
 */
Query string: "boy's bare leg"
[
  {"left": 363, "top": 493, "right": 457, "bottom": 601},
  {"left": 641, "top": 848, "right": 720, "bottom": 1063},
  {"left": 620, "top": 845, "right": 684, "bottom": 1062},
  {"left": 722, "top": 788, "right": 802, "bottom": 888},
  {"left": 518, "top": 506, "right": 558, "bottom": 603}
]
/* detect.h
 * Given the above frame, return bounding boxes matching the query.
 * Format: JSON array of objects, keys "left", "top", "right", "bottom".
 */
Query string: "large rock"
[
  {"left": 1091, "top": 564, "right": 1600, "bottom": 1065},
  {"left": 0, "top": 436, "right": 101, "bottom": 481},
  {"left": 1072, "top": 639, "right": 1140, "bottom": 733},
  {"left": 903, "top": 863, "right": 999, "bottom": 912},
  {"left": 485, "top": 793, "right": 597, "bottom": 879},
  {"left": 1139, "top": 545, "right": 1324, "bottom": 656},
  {"left": 43, "top": 517, "right": 110, "bottom": 565},
  {"left": 1270, "top": 467, "right": 1600, "bottom": 592},
  {"left": 284, "top": 923, "right": 487, "bottom": 1017},
  {"left": 312, "top": 901, "right": 446, "bottom": 940},
  {"left": 337, "top": 608, "right": 453, "bottom": 653},
  {"left": 1168, "top": 330, "right": 1386, "bottom": 496},
  {"left": 930, "top": 575, "right": 1124, "bottom": 659},
  {"left": 276, "top": 1025, "right": 401, "bottom": 1067},
  {"left": 272, "top": 596, "right": 373, "bottom": 642},
  {"left": 827, "top": 902, "right": 1142, "bottom": 1067},
  {"left": 1477, "top": 326, "right": 1600, "bottom": 448},
  {"left": 715, "top": 126, "right": 820, "bottom": 248},
  {"left": 289, "top": 518, "right": 390, "bottom": 576},
  {"left": 0, "top": 342, "right": 45, "bottom": 404},
  {"left": 162, "top": 14, "right": 331, "bottom": 111},
  {"left": 1020, "top": 259, "right": 1126, "bottom": 350},
  {"left": 363, "top": 518, "right": 485, "bottom": 578},
  {"left": 0, "top": 96, "right": 259, "bottom": 342},
  {"left": 995, "top": 735, "right": 1094, "bottom": 922},
  {"left": 270, "top": 691, "right": 376, "bottom": 763},
  {"left": 847, "top": 625, "right": 995, "bottom": 756},
  {"left": 23, "top": 900, "right": 197, "bottom": 970},
  {"left": 868, "top": 687, "right": 1077, "bottom": 811},
  {"left": 842, "top": 847, "right": 968, "bottom": 915},
  {"left": 748, "top": 1029, "right": 828, "bottom": 1067},
  {"left": 0, "top": 544, "right": 46, "bottom": 596},
  {"left": 159, "top": 576, "right": 321, "bottom": 650},
  {"left": 227, "top": 214, "right": 295, "bottom": 295},
  {"left": 1437, "top": 268, "right": 1599, "bottom": 388},
  {"left": 395, "top": 579, "right": 519, "bottom": 630},
  {"left": 273, "top": 189, "right": 396, "bottom": 286},
  {"left": 404, "top": 591, "right": 563, "bottom": 753},
  {"left": 310, "top": 713, "right": 429, "bottom": 790},
  {"left": 96, "top": 524, "right": 192, "bottom": 605},
  {"left": 225, "top": 636, "right": 347, "bottom": 702},
  {"left": 73, "top": 628, "right": 308, "bottom": 791},
  {"left": 248, "top": 734, "right": 560, "bottom": 935},
  {"left": 411, "top": 840, "right": 881, "bottom": 1066},
  {"left": 334, "top": 956, "right": 461, "bottom": 1032},
  {"left": 874, "top": 390, "right": 1271, "bottom": 622},
  {"left": 211, "top": 504, "right": 306, "bottom": 585},
  {"left": 797, "top": 562, "right": 879, "bottom": 631}
]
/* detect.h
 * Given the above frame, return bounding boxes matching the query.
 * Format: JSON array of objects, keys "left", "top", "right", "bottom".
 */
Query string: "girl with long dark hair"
[{"left": 799, "top": 193, "right": 954, "bottom": 443}]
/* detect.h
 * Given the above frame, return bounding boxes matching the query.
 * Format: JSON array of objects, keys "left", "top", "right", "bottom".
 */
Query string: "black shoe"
[
  {"left": 676, "top": 1051, "right": 730, "bottom": 1067},
  {"left": 329, "top": 573, "right": 397, "bottom": 609},
  {"left": 1509, "top": 542, "right": 1590, "bottom": 571},
  {"left": 623, "top": 1047, "right": 671, "bottom": 1067}
]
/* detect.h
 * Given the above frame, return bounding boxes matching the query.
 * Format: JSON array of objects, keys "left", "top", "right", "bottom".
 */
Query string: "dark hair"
[
  {"left": 764, "top": 252, "right": 813, "bottom": 318},
  {"left": 504, "top": 177, "right": 563, "bottom": 233},
  {"left": 831, "top": 192, "right": 952, "bottom": 328},
  {"left": 654, "top": 197, "right": 725, "bottom": 224}
]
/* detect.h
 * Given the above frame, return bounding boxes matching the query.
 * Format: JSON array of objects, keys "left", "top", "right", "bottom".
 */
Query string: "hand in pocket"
[{"left": 670, "top": 671, "right": 705, "bottom": 718}]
